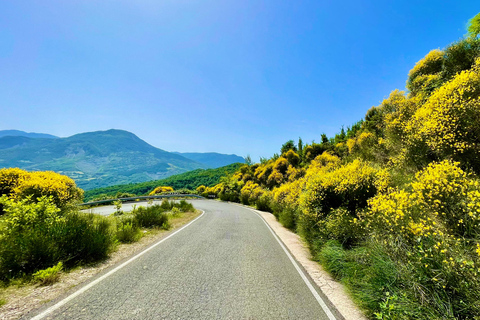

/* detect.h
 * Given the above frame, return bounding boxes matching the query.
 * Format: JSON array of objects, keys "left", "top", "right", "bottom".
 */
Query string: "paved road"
[
  {"left": 27, "top": 200, "right": 335, "bottom": 320},
  {"left": 81, "top": 200, "right": 166, "bottom": 216}
]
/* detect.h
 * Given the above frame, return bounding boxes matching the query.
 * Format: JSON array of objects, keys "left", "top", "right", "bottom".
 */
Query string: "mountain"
[
  {"left": 0, "top": 130, "right": 58, "bottom": 139},
  {"left": 0, "top": 129, "right": 206, "bottom": 190},
  {"left": 173, "top": 152, "right": 245, "bottom": 168}
]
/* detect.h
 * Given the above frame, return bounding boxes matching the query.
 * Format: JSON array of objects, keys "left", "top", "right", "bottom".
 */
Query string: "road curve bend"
[{"left": 26, "top": 200, "right": 336, "bottom": 320}]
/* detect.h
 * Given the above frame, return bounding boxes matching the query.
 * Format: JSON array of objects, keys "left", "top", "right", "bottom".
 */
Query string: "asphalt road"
[
  {"left": 80, "top": 200, "right": 167, "bottom": 216},
  {"left": 27, "top": 200, "right": 335, "bottom": 320}
]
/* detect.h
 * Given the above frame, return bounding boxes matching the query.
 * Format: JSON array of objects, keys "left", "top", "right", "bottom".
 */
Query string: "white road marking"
[
  {"left": 29, "top": 210, "right": 205, "bottom": 320},
  {"left": 245, "top": 206, "right": 338, "bottom": 320}
]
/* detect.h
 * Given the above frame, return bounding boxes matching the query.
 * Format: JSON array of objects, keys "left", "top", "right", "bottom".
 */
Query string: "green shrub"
[
  {"left": 170, "top": 207, "right": 181, "bottom": 218},
  {"left": 0, "top": 197, "right": 116, "bottom": 280},
  {"left": 53, "top": 212, "right": 116, "bottom": 267},
  {"left": 159, "top": 199, "right": 173, "bottom": 210},
  {"left": 278, "top": 207, "right": 298, "bottom": 231},
  {"left": 134, "top": 205, "right": 170, "bottom": 229},
  {"left": 176, "top": 200, "right": 194, "bottom": 212},
  {"left": 115, "top": 216, "right": 142, "bottom": 243},
  {"left": 255, "top": 193, "right": 272, "bottom": 212},
  {"left": 33, "top": 262, "right": 63, "bottom": 286}
]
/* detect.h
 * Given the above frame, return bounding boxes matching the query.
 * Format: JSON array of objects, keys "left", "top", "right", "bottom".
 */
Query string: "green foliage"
[
  {"left": 0, "top": 197, "right": 115, "bottom": 281},
  {"left": 115, "top": 216, "right": 142, "bottom": 243},
  {"left": 468, "top": 12, "right": 480, "bottom": 38},
  {"left": 113, "top": 200, "right": 123, "bottom": 216},
  {"left": 280, "top": 140, "right": 297, "bottom": 154},
  {"left": 133, "top": 205, "right": 170, "bottom": 229},
  {"left": 442, "top": 37, "right": 480, "bottom": 81},
  {"left": 33, "top": 262, "right": 63, "bottom": 286},
  {"left": 84, "top": 163, "right": 242, "bottom": 201}
]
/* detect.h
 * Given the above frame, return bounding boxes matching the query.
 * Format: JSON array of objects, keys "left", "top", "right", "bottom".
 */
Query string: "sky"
[{"left": 1, "top": 1, "right": 478, "bottom": 162}]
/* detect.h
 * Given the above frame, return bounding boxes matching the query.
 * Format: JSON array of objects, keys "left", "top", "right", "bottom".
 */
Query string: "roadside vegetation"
[
  {"left": 201, "top": 14, "right": 480, "bottom": 319},
  {"left": 0, "top": 168, "right": 195, "bottom": 304}
]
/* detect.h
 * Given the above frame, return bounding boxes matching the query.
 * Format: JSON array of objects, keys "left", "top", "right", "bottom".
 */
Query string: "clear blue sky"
[{"left": 1, "top": 1, "right": 478, "bottom": 161}]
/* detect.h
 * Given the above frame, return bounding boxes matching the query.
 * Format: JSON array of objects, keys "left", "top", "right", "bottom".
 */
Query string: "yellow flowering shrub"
[
  {"left": 195, "top": 185, "right": 206, "bottom": 194},
  {"left": 347, "top": 132, "right": 377, "bottom": 160},
  {"left": 368, "top": 160, "right": 480, "bottom": 240},
  {"left": 284, "top": 150, "right": 301, "bottom": 167},
  {"left": 254, "top": 161, "right": 273, "bottom": 185},
  {"left": 304, "top": 152, "right": 340, "bottom": 180},
  {"left": 148, "top": 186, "right": 174, "bottom": 195},
  {"left": 366, "top": 160, "right": 480, "bottom": 313},
  {"left": 271, "top": 178, "right": 306, "bottom": 210},
  {"left": 407, "top": 58, "right": 480, "bottom": 170},
  {"left": 301, "top": 159, "right": 379, "bottom": 219},
  {"left": 383, "top": 90, "right": 418, "bottom": 143},
  {"left": 0, "top": 168, "right": 28, "bottom": 197},
  {"left": 240, "top": 180, "right": 263, "bottom": 205},
  {"left": 0, "top": 169, "right": 83, "bottom": 209},
  {"left": 286, "top": 165, "right": 304, "bottom": 182},
  {"left": 407, "top": 49, "right": 444, "bottom": 97},
  {"left": 202, "top": 184, "right": 222, "bottom": 197}
]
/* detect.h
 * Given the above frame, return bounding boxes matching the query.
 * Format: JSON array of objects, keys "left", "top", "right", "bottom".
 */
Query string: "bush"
[
  {"left": 115, "top": 216, "right": 142, "bottom": 243},
  {"left": 176, "top": 199, "right": 194, "bottom": 212},
  {"left": 365, "top": 160, "right": 480, "bottom": 318},
  {"left": 53, "top": 212, "right": 116, "bottom": 267},
  {"left": 134, "top": 205, "right": 170, "bottom": 229},
  {"left": 148, "top": 186, "right": 174, "bottom": 196},
  {"left": 0, "top": 168, "right": 84, "bottom": 211},
  {"left": 33, "top": 262, "right": 63, "bottom": 286},
  {"left": 277, "top": 206, "right": 298, "bottom": 231},
  {"left": 407, "top": 58, "right": 480, "bottom": 172},
  {"left": 0, "top": 197, "right": 116, "bottom": 280},
  {"left": 300, "top": 160, "right": 379, "bottom": 219},
  {"left": 255, "top": 192, "right": 272, "bottom": 212}
]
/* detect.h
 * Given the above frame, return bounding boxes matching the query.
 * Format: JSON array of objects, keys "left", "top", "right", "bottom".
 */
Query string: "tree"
[
  {"left": 467, "top": 12, "right": 480, "bottom": 38},
  {"left": 297, "top": 138, "right": 303, "bottom": 158},
  {"left": 321, "top": 134, "right": 329, "bottom": 144},
  {"left": 281, "top": 140, "right": 297, "bottom": 154},
  {"left": 244, "top": 155, "right": 253, "bottom": 166}
]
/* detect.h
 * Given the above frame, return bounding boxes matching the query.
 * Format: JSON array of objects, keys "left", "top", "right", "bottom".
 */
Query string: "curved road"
[{"left": 27, "top": 200, "right": 335, "bottom": 320}]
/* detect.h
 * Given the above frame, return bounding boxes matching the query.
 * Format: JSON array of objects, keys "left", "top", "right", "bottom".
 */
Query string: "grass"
[{"left": 314, "top": 240, "right": 457, "bottom": 319}]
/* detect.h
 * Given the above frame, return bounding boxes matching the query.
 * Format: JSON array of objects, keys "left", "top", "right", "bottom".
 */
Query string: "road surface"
[{"left": 27, "top": 200, "right": 336, "bottom": 320}]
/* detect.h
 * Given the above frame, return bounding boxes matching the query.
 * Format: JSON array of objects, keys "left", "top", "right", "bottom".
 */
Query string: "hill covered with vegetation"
[
  {"left": 0, "top": 129, "right": 207, "bottom": 190},
  {"left": 200, "top": 14, "right": 480, "bottom": 319},
  {"left": 84, "top": 162, "right": 243, "bottom": 201}
]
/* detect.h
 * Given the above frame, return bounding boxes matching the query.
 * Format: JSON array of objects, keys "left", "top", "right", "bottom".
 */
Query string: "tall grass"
[{"left": 0, "top": 208, "right": 116, "bottom": 281}]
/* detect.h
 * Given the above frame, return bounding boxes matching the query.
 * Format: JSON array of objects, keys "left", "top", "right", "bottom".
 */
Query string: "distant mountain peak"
[{"left": 0, "top": 130, "right": 58, "bottom": 139}]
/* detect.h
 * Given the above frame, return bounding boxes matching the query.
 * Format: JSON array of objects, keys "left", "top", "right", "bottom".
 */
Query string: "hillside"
[
  {"left": 173, "top": 152, "right": 244, "bottom": 168},
  {"left": 84, "top": 162, "right": 242, "bottom": 201},
  {"left": 0, "top": 130, "right": 58, "bottom": 139},
  {"left": 0, "top": 129, "right": 206, "bottom": 190}
]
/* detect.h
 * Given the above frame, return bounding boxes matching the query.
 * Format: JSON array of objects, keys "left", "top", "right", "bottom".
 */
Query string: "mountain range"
[{"left": 0, "top": 129, "right": 244, "bottom": 190}]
